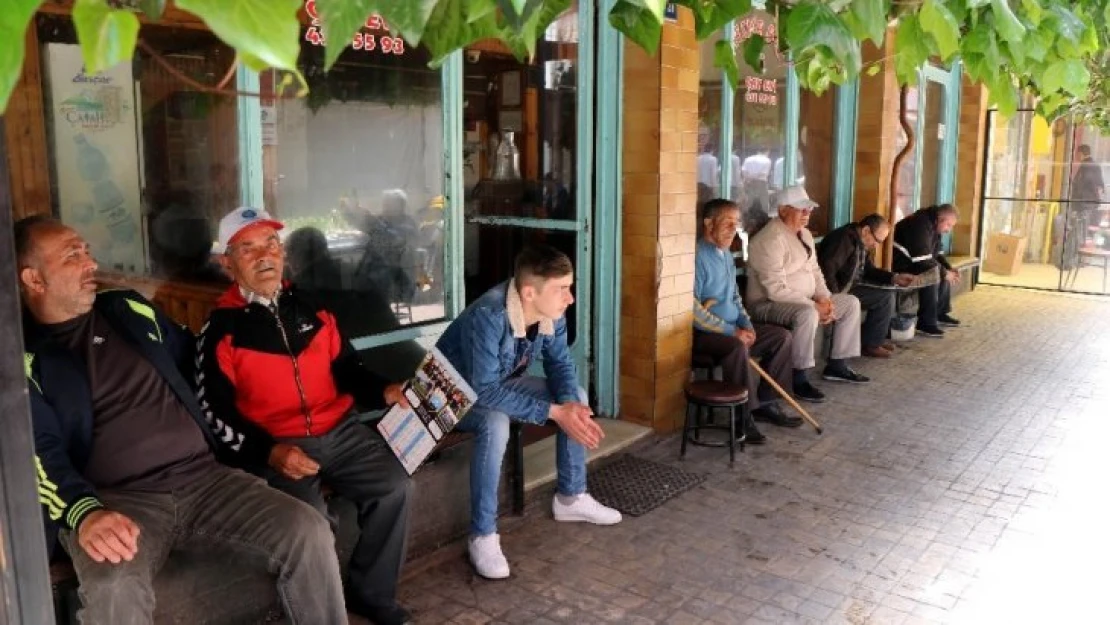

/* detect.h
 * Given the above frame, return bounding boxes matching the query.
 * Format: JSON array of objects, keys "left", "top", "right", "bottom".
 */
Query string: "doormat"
[{"left": 587, "top": 454, "right": 706, "bottom": 517}]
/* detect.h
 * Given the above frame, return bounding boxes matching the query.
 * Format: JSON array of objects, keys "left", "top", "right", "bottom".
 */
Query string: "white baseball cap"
[
  {"left": 777, "top": 185, "right": 818, "bottom": 211},
  {"left": 215, "top": 207, "right": 284, "bottom": 252}
]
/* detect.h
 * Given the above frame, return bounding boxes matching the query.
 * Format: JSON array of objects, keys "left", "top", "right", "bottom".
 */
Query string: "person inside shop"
[
  {"left": 817, "top": 214, "right": 915, "bottom": 358},
  {"left": 892, "top": 203, "right": 961, "bottom": 338},
  {"left": 1071, "top": 144, "right": 1105, "bottom": 230},
  {"left": 15, "top": 215, "right": 347, "bottom": 625},
  {"left": 435, "top": 245, "right": 622, "bottom": 580},
  {"left": 745, "top": 186, "right": 869, "bottom": 405},
  {"left": 197, "top": 207, "right": 414, "bottom": 625},
  {"left": 693, "top": 198, "right": 802, "bottom": 442}
]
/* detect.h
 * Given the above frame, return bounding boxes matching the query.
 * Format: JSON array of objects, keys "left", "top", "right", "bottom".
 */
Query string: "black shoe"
[
  {"left": 794, "top": 381, "right": 826, "bottom": 403},
  {"left": 751, "top": 404, "right": 803, "bottom": 428},
  {"left": 937, "top": 314, "right": 961, "bottom": 327},
  {"left": 733, "top": 412, "right": 767, "bottom": 444},
  {"left": 346, "top": 594, "right": 413, "bottom": 625},
  {"left": 916, "top": 325, "right": 945, "bottom": 338},
  {"left": 822, "top": 365, "right": 871, "bottom": 384}
]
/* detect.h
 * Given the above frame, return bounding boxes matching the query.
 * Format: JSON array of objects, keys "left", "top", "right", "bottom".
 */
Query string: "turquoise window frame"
[
  {"left": 910, "top": 62, "right": 961, "bottom": 250},
  {"left": 593, "top": 0, "right": 623, "bottom": 416},
  {"left": 831, "top": 77, "right": 860, "bottom": 228}
]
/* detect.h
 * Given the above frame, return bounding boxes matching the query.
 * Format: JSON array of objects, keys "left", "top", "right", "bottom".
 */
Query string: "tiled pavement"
[{"left": 394, "top": 286, "right": 1110, "bottom": 624}]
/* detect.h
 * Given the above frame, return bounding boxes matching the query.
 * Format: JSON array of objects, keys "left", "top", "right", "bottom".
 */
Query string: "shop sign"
[
  {"left": 664, "top": 3, "right": 678, "bottom": 22},
  {"left": 303, "top": 0, "right": 406, "bottom": 56},
  {"left": 733, "top": 12, "right": 783, "bottom": 107}
]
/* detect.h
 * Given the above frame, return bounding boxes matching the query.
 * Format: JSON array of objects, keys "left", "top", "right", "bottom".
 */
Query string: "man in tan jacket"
[{"left": 746, "top": 186, "right": 866, "bottom": 403}]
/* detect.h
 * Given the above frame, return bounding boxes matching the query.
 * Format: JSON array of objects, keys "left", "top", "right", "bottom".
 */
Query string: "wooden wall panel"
[{"left": 4, "top": 26, "right": 52, "bottom": 220}]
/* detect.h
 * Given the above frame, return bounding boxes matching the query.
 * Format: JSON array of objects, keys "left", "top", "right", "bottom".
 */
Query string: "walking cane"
[{"left": 749, "top": 359, "right": 823, "bottom": 435}]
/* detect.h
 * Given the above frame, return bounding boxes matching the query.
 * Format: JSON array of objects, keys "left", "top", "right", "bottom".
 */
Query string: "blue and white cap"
[
  {"left": 777, "top": 185, "right": 818, "bottom": 211},
  {"left": 216, "top": 206, "right": 284, "bottom": 252}
]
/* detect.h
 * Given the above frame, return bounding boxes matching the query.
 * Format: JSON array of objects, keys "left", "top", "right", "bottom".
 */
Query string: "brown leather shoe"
[
  {"left": 881, "top": 340, "right": 896, "bottom": 351},
  {"left": 862, "top": 345, "right": 892, "bottom": 358}
]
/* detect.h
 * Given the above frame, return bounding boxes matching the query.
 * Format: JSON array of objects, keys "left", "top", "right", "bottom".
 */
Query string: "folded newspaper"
[{"left": 376, "top": 347, "right": 477, "bottom": 475}]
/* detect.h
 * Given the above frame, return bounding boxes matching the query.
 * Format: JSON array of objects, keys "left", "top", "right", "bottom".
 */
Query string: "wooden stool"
[{"left": 681, "top": 380, "right": 749, "bottom": 465}]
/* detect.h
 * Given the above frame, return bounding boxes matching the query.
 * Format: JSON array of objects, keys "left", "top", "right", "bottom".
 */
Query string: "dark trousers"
[
  {"left": 692, "top": 324, "right": 793, "bottom": 410},
  {"left": 849, "top": 285, "right": 896, "bottom": 348},
  {"left": 264, "top": 417, "right": 413, "bottom": 609},
  {"left": 917, "top": 278, "right": 952, "bottom": 329},
  {"left": 59, "top": 465, "right": 345, "bottom": 625}
]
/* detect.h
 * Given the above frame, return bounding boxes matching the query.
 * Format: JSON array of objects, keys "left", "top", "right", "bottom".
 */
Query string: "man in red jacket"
[{"left": 197, "top": 207, "right": 413, "bottom": 625}]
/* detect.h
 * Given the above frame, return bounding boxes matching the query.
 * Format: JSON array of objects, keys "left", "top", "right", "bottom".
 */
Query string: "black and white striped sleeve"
[{"left": 195, "top": 317, "right": 275, "bottom": 469}]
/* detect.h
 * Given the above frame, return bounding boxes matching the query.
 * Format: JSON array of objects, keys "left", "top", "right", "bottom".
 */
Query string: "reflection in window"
[
  {"left": 40, "top": 17, "right": 237, "bottom": 282},
  {"left": 697, "top": 31, "right": 724, "bottom": 211},
  {"left": 731, "top": 9, "right": 788, "bottom": 235},
  {"left": 893, "top": 86, "right": 920, "bottom": 223},
  {"left": 264, "top": 23, "right": 445, "bottom": 337}
]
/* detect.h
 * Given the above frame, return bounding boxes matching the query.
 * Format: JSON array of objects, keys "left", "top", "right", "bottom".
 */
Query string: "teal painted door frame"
[{"left": 593, "top": 0, "right": 623, "bottom": 416}]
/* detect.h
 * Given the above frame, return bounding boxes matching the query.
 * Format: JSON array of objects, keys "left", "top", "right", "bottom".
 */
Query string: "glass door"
[
  {"left": 461, "top": 1, "right": 592, "bottom": 382},
  {"left": 979, "top": 110, "right": 1110, "bottom": 294}
]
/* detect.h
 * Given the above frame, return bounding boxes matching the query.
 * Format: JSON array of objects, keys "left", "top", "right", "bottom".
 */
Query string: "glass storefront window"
[
  {"left": 697, "top": 31, "right": 725, "bottom": 211},
  {"left": 980, "top": 109, "right": 1110, "bottom": 294},
  {"left": 731, "top": 9, "right": 788, "bottom": 234},
  {"left": 263, "top": 17, "right": 445, "bottom": 336},
  {"left": 40, "top": 17, "right": 239, "bottom": 282},
  {"left": 893, "top": 85, "right": 920, "bottom": 223}
]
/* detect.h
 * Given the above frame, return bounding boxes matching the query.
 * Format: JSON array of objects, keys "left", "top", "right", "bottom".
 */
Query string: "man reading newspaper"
[{"left": 436, "top": 245, "right": 622, "bottom": 580}]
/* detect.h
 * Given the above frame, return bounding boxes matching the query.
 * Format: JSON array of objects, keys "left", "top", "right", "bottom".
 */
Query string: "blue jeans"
[{"left": 454, "top": 376, "right": 588, "bottom": 536}]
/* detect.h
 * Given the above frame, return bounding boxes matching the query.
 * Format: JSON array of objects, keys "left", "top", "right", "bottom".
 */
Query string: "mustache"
[{"left": 253, "top": 260, "right": 277, "bottom": 273}]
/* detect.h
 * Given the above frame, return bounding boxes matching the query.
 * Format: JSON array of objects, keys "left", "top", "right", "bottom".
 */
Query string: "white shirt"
[
  {"left": 697, "top": 153, "right": 720, "bottom": 187},
  {"left": 741, "top": 153, "right": 772, "bottom": 181}
]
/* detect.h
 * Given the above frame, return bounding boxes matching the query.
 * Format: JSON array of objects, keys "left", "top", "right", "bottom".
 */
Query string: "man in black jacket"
[
  {"left": 892, "top": 204, "right": 961, "bottom": 337},
  {"left": 16, "top": 216, "right": 346, "bottom": 625},
  {"left": 817, "top": 214, "right": 914, "bottom": 358}
]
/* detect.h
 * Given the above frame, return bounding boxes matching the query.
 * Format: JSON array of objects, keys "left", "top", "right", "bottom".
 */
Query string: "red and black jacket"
[{"left": 197, "top": 282, "right": 389, "bottom": 468}]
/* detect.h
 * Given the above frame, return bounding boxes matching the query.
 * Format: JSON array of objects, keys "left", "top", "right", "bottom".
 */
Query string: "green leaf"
[
  {"left": 865, "top": 62, "right": 883, "bottom": 76},
  {"left": 785, "top": 2, "right": 860, "bottom": 77},
  {"left": 1047, "top": 5, "right": 1084, "bottom": 55},
  {"left": 316, "top": 0, "right": 373, "bottom": 70},
  {"left": 1024, "top": 25, "right": 1050, "bottom": 62},
  {"left": 844, "top": 0, "right": 888, "bottom": 45},
  {"left": 742, "top": 33, "right": 764, "bottom": 74},
  {"left": 72, "top": 0, "right": 140, "bottom": 74},
  {"left": 176, "top": 0, "right": 301, "bottom": 72},
  {"left": 988, "top": 74, "right": 1019, "bottom": 115},
  {"left": 0, "top": 0, "right": 41, "bottom": 113},
  {"left": 138, "top": 0, "right": 166, "bottom": 21},
  {"left": 687, "top": 0, "right": 752, "bottom": 41},
  {"left": 990, "top": 0, "right": 1026, "bottom": 44},
  {"left": 714, "top": 39, "right": 739, "bottom": 89},
  {"left": 506, "top": 0, "right": 570, "bottom": 60},
  {"left": 1001, "top": 40, "right": 1024, "bottom": 66},
  {"left": 1042, "top": 58, "right": 1090, "bottom": 96},
  {"left": 1078, "top": 15, "right": 1098, "bottom": 54},
  {"left": 966, "top": 0, "right": 990, "bottom": 8},
  {"left": 920, "top": 0, "right": 960, "bottom": 60},
  {"left": 894, "top": 15, "right": 930, "bottom": 84},
  {"left": 421, "top": 0, "right": 507, "bottom": 65},
  {"left": 609, "top": 0, "right": 663, "bottom": 56},
  {"left": 1020, "top": 0, "right": 1042, "bottom": 25}
]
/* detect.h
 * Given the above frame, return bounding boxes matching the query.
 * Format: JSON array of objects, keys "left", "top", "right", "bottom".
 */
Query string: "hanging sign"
[
  {"left": 732, "top": 11, "right": 783, "bottom": 107},
  {"left": 303, "top": 0, "right": 406, "bottom": 56}
]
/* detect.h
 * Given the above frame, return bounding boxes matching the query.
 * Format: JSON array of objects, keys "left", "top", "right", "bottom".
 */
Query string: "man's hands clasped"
[
  {"left": 549, "top": 402, "right": 604, "bottom": 450},
  {"left": 78, "top": 509, "right": 140, "bottom": 564}
]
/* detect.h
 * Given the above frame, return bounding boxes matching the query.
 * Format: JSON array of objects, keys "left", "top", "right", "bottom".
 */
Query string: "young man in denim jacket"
[{"left": 436, "top": 245, "right": 621, "bottom": 579}]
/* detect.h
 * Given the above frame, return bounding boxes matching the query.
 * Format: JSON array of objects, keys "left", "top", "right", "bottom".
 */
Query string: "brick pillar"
[
  {"left": 619, "top": 9, "right": 700, "bottom": 433},
  {"left": 953, "top": 77, "right": 988, "bottom": 257},
  {"left": 852, "top": 38, "right": 902, "bottom": 226}
]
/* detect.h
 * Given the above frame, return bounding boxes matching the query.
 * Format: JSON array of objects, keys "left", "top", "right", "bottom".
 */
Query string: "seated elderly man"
[
  {"left": 746, "top": 186, "right": 868, "bottom": 404},
  {"left": 817, "top": 214, "right": 915, "bottom": 358},
  {"left": 893, "top": 203, "right": 961, "bottom": 338},
  {"left": 694, "top": 198, "right": 801, "bottom": 441}
]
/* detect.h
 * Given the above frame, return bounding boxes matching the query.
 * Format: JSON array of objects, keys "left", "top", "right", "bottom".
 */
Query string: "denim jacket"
[{"left": 436, "top": 280, "right": 579, "bottom": 424}]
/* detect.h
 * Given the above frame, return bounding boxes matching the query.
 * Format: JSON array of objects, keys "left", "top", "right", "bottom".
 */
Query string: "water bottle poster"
[{"left": 47, "top": 44, "right": 146, "bottom": 273}]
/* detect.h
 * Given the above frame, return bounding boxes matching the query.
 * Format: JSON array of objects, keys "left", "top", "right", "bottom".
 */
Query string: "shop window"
[
  {"left": 39, "top": 17, "right": 239, "bottom": 283},
  {"left": 262, "top": 15, "right": 445, "bottom": 340},
  {"left": 731, "top": 9, "right": 788, "bottom": 235},
  {"left": 697, "top": 30, "right": 725, "bottom": 212},
  {"left": 798, "top": 88, "right": 837, "bottom": 236}
]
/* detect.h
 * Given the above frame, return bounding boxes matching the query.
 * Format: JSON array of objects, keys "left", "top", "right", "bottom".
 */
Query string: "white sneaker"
[
  {"left": 468, "top": 533, "right": 510, "bottom": 580},
  {"left": 552, "top": 493, "right": 623, "bottom": 525}
]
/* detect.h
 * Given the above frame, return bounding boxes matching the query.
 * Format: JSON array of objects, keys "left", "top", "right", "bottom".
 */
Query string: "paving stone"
[{"left": 401, "top": 288, "right": 1110, "bottom": 623}]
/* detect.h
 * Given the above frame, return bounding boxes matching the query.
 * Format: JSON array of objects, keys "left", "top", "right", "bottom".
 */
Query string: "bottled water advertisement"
[{"left": 47, "top": 44, "right": 145, "bottom": 273}]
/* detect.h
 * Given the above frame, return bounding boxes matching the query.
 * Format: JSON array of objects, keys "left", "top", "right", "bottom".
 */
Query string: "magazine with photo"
[{"left": 376, "top": 347, "right": 478, "bottom": 475}]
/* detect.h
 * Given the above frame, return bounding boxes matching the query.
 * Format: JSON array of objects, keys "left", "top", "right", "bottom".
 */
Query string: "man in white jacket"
[{"left": 746, "top": 186, "right": 867, "bottom": 403}]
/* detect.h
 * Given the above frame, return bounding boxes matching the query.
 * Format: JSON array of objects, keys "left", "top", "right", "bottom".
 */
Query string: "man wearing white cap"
[
  {"left": 198, "top": 207, "right": 414, "bottom": 624},
  {"left": 746, "top": 186, "right": 867, "bottom": 404}
]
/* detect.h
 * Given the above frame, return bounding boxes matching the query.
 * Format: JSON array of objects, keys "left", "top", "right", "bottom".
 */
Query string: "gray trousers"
[
  {"left": 264, "top": 417, "right": 413, "bottom": 609},
  {"left": 849, "top": 285, "right": 896, "bottom": 349},
  {"left": 749, "top": 293, "right": 861, "bottom": 369},
  {"left": 59, "top": 465, "right": 345, "bottom": 625}
]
